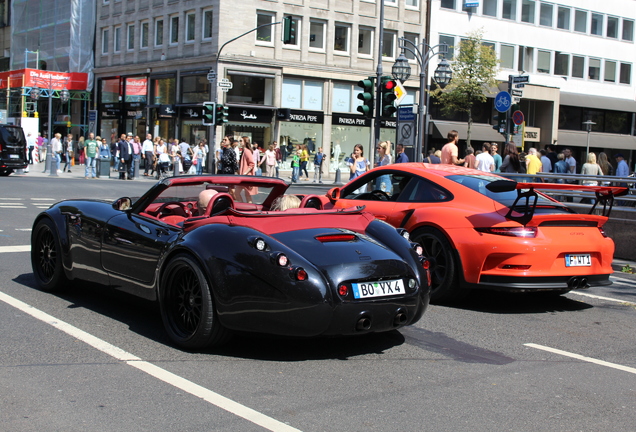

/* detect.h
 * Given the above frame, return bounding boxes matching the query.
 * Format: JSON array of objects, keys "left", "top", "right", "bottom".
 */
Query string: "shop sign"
[
  {"left": 181, "top": 106, "right": 203, "bottom": 119},
  {"left": 287, "top": 110, "right": 324, "bottom": 124},
  {"left": 332, "top": 114, "right": 370, "bottom": 127},
  {"left": 524, "top": 126, "right": 540, "bottom": 142},
  {"left": 125, "top": 77, "right": 148, "bottom": 102},
  {"left": 125, "top": 110, "right": 143, "bottom": 119},
  {"left": 228, "top": 106, "right": 275, "bottom": 123},
  {"left": 101, "top": 103, "right": 121, "bottom": 119},
  {"left": 159, "top": 104, "right": 177, "bottom": 118},
  {"left": 380, "top": 119, "right": 397, "bottom": 128}
]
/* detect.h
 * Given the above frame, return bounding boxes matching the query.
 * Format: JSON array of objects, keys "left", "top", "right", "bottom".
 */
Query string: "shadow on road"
[{"left": 447, "top": 289, "right": 594, "bottom": 314}]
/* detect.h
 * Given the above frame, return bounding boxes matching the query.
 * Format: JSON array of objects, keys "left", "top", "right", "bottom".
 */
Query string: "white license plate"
[
  {"left": 565, "top": 254, "right": 591, "bottom": 267},
  {"left": 352, "top": 279, "right": 405, "bottom": 299},
  {"left": 9, "top": 154, "right": 19, "bottom": 159}
]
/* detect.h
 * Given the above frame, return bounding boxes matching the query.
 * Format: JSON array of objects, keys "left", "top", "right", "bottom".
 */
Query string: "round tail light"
[
  {"left": 338, "top": 284, "right": 348, "bottom": 296},
  {"left": 295, "top": 267, "right": 308, "bottom": 281}
]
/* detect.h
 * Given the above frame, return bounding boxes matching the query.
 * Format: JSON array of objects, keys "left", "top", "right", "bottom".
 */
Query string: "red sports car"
[{"left": 321, "top": 163, "right": 626, "bottom": 302}]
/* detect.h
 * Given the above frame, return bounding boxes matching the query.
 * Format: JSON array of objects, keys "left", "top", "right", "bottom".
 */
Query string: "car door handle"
[
  {"left": 113, "top": 236, "right": 133, "bottom": 245},
  {"left": 156, "top": 228, "right": 169, "bottom": 237}
]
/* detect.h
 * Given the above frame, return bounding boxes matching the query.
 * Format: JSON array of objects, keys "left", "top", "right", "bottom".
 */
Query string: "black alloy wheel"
[
  {"left": 31, "top": 218, "right": 68, "bottom": 292},
  {"left": 160, "top": 254, "right": 230, "bottom": 350},
  {"left": 411, "top": 227, "right": 463, "bottom": 303}
]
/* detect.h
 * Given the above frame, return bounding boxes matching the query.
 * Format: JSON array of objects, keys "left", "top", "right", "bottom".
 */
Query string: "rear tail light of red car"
[{"left": 475, "top": 227, "right": 537, "bottom": 238}]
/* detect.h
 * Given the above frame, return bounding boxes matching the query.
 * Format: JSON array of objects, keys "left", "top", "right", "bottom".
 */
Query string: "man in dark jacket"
[{"left": 117, "top": 133, "right": 133, "bottom": 180}]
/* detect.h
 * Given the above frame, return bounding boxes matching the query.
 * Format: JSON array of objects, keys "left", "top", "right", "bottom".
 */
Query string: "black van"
[{"left": 0, "top": 124, "right": 28, "bottom": 176}]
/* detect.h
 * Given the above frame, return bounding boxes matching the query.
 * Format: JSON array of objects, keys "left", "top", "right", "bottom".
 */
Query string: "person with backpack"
[{"left": 313, "top": 147, "right": 325, "bottom": 183}]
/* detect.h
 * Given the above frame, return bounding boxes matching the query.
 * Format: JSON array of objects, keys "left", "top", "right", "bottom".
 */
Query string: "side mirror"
[
  {"left": 113, "top": 197, "right": 132, "bottom": 211},
  {"left": 327, "top": 187, "right": 341, "bottom": 201}
]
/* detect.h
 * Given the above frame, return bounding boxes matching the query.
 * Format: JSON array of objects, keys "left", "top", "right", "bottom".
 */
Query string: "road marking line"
[
  {"left": 569, "top": 291, "right": 636, "bottom": 306},
  {"left": 0, "top": 245, "right": 30, "bottom": 253},
  {"left": 15, "top": 228, "right": 32, "bottom": 231},
  {"left": 0, "top": 290, "right": 302, "bottom": 432},
  {"left": 610, "top": 275, "right": 636, "bottom": 285},
  {"left": 0, "top": 198, "right": 23, "bottom": 200},
  {"left": 31, "top": 198, "right": 56, "bottom": 201},
  {"left": 525, "top": 343, "right": 636, "bottom": 375}
]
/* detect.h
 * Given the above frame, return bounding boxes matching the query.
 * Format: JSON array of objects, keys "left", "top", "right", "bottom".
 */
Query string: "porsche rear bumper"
[{"left": 466, "top": 273, "right": 612, "bottom": 292}]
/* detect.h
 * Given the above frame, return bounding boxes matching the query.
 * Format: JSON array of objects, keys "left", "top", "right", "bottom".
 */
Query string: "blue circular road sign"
[{"left": 495, "top": 91, "right": 512, "bottom": 113}]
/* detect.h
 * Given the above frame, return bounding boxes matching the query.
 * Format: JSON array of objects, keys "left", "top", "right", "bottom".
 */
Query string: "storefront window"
[
  {"left": 125, "top": 77, "right": 147, "bottom": 103},
  {"left": 181, "top": 75, "right": 210, "bottom": 104},
  {"left": 226, "top": 74, "right": 274, "bottom": 105},
  {"left": 279, "top": 122, "right": 323, "bottom": 170},
  {"left": 330, "top": 126, "right": 370, "bottom": 173},
  {"left": 303, "top": 81, "right": 323, "bottom": 111},
  {"left": 332, "top": 83, "right": 352, "bottom": 113},
  {"left": 151, "top": 77, "right": 176, "bottom": 105},
  {"left": 101, "top": 78, "right": 120, "bottom": 103},
  {"left": 282, "top": 79, "right": 302, "bottom": 109}
]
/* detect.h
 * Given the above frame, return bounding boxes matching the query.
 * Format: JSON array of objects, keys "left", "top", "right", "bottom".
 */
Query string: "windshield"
[
  {"left": 446, "top": 174, "right": 568, "bottom": 210},
  {"left": 152, "top": 182, "right": 276, "bottom": 206}
]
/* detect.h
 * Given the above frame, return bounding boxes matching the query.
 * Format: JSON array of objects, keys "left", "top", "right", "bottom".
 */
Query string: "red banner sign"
[{"left": 0, "top": 68, "right": 88, "bottom": 91}]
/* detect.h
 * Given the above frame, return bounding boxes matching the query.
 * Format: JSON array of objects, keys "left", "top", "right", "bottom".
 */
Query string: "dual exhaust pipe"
[
  {"left": 355, "top": 308, "right": 408, "bottom": 332},
  {"left": 568, "top": 276, "right": 589, "bottom": 290}
]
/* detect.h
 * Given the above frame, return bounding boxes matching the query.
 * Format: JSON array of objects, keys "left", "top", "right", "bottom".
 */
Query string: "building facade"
[
  {"left": 429, "top": 0, "right": 636, "bottom": 166},
  {"left": 94, "top": 0, "right": 427, "bottom": 171}
]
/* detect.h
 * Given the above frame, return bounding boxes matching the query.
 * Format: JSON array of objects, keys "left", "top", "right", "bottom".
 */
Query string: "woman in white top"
[{"left": 375, "top": 141, "right": 393, "bottom": 194}]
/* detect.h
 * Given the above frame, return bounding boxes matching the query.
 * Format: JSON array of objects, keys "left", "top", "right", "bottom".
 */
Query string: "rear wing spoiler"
[{"left": 486, "top": 180, "right": 628, "bottom": 225}]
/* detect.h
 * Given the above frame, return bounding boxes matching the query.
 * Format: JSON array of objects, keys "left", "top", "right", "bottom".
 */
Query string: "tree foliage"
[{"left": 430, "top": 29, "right": 499, "bottom": 149}]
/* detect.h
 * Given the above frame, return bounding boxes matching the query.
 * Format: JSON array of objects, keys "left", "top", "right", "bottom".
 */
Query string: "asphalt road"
[{"left": 1, "top": 174, "right": 635, "bottom": 432}]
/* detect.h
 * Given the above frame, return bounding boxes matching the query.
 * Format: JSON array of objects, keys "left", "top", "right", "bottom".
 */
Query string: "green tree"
[{"left": 430, "top": 29, "right": 499, "bottom": 150}]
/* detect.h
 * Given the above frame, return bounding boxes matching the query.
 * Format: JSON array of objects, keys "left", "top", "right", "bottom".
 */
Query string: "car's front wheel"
[
  {"left": 411, "top": 227, "right": 463, "bottom": 303},
  {"left": 31, "top": 218, "right": 68, "bottom": 292},
  {"left": 160, "top": 254, "right": 230, "bottom": 350}
]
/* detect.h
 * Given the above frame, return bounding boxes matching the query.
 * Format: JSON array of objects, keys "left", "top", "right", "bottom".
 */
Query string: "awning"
[
  {"left": 560, "top": 93, "right": 636, "bottom": 113},
  {"left": 226, "top": 121, "right": 269, "bottom": 128},
  {"left": 557, "top": 130, "right": 636, "bottom": 150},
  {"left": 431, "top": 121, "right": 503, "bottom": 143}
]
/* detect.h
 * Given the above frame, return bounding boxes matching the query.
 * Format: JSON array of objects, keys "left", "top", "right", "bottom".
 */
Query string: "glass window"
[
  {"left": 591, "top": 13, "right": 602, "bottom": 36},
  {"left": 203, "top": 10, "right": 213, "bottom": 40},
  {"left": 574, "top": 10, "right": 586, "bottom": 33},
  {"left": 537, "top": 50, "right": 550, "bottom": 73},
  {"left": 439, "top": 35, "right": 454, "bottom": 60},
  {"left": 521, "top": 0, "right": 535, "bottom": 23},
  {"left": 604, "top": 60, "right": 616, "bottom": 82},
  {"left": 114, "top": 26, "right": 121, "bottom": 52},
  {"left": 227, "top": 74, "right": 273, "bottom": 105},
  {"left": 256, "top": 12, "right": 273, "bottom": 43},
  {"left": 127, "top": 24, "right": 134, "bottom": 50},
  {"left": 334, "top": 24, "right": 350, "bottom": 53},
  {"left": 606, "top": 16, "right": 618, "bottom": 38},
  {"left": 483, "top": 0, "right": 497, "bottom": 17},
  {"left": 141, "top": 22, "right": 149, "bottom": 48},
  {"left": 151, "top": 77, "right": 176, "bottom": 105},
  {"left": 186, "top": 13, "right": 195, "bottom": 42},
  {"left": 358, "top": 27, "right": 373, "bottom": 56},
  {"left": 554, "top": 52, "right": 569, "bottom": 76},
  {"left": 502, "top": 0, "right": 516, "bottom": 20},
  {"left": 539, "top": 3, "right": 553, "bottom": 27},
  {"left": 332, "top": 83, "right": 352, "bottom": 113},
  {"left": 588, "top": 58, "right": 600, "bottom": 80},
  {"left": 282, "top": 79, "right": 302, "bottom": 109},
  {"left": 155, "top": 19, "right": 163, "bottom": 46},
  {"left": 441, "top": 0, "right": 455, "bottom": 9},
  {"left": 403, "top": 33, "right": 418, "bottom": 61},
  {"left": 100, "top": 78, "right": 120, "bottom": 103},
  {"left": 180, "top": 75, "right": 210, "bottom": 104},
  {"left": 557, "top": 7, "right": 570, "bottom": 30},
  {"left": 406, "top": 0, "right": 419, "bottom": 8},
  {"left": 382, "top": 31, "right": 396, "bottom": 58},
  {"left": 309, "top": 21, "right": 325, "bottom": 50},
  {"left": 102, "top": 29, "right": 109, "bottom": 54},
  {"left": 303, "top": 81, "right": 323, "bottom": 111},
  {"left": 623, "top": 19, "right": 634, "bottom": 41},
  {"left": 572, "top": 56, "right": 584, "bottom": 78},
  {"left": 500, "top": 45, "right": 515, "bottom": 69},
  {"left": 619, "top": 63, "right": 631, "bottom": 85},
  {"left": 170, "top": 16, "right": 179, "bottom": 44}
]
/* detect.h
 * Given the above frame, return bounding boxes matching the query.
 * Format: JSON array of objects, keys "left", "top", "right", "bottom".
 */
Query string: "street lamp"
[
  {"left": 393, "top": 40, "right": 452, "bottom": 162},
  {"left": 583, "top": 120, "right": 596, "bottom": 158}
]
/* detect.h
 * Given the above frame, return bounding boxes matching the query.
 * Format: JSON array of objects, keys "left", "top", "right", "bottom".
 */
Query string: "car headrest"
[
  {"left": 300, "top": 194, "right": 323, "bottom": 210},
  {"left": 205, "top": 192, "right": 234, "bottom": 217}
]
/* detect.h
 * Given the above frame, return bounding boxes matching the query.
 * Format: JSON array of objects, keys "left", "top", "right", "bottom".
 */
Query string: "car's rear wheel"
[
  {"left": 411, "top": 227, "right": 463, "bottom": 303},
  {"left": 31, "top": 218, "right": 68, "bottom": 292},
  {"left": 160, "top": 254, "right": 230, "bottom": 350},
  {"left": 0, "top": 168, "right": 13, "bottom": 176}
]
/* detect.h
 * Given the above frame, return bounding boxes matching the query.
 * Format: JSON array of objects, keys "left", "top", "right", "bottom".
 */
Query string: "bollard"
[
  {"left": 173, "top": 158, "right": 180, "bottom": 176},
  {"left": 133, "top": 157, "right": 140, "bottom": 179},
  {"left": 334, "top": 168, "right": 341, "bottom": 184}
]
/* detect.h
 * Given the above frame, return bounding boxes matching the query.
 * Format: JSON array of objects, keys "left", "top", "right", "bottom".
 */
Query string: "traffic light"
[
  {"left": 202, "top": 101, "right": 215, "bottom": 126},
  {"left": 493, "top": 111, "right": 507, "bottom": 134},
  {"left": 380, "top": 76, "right": 397, "bottom": 117},
  {"left": 356, "top": 77, "right": 375, "bottom": 118},
  {"left": 215, "top": 103, "right": 228, "bottom": 126},
  {"left": 282, "top": 16, "right": 297, "bottom": 45}
]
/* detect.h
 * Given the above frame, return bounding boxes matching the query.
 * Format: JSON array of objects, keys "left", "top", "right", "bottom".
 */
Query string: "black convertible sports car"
[{"left": 31, "top": 175, "right": 431, "bottom": 350}]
